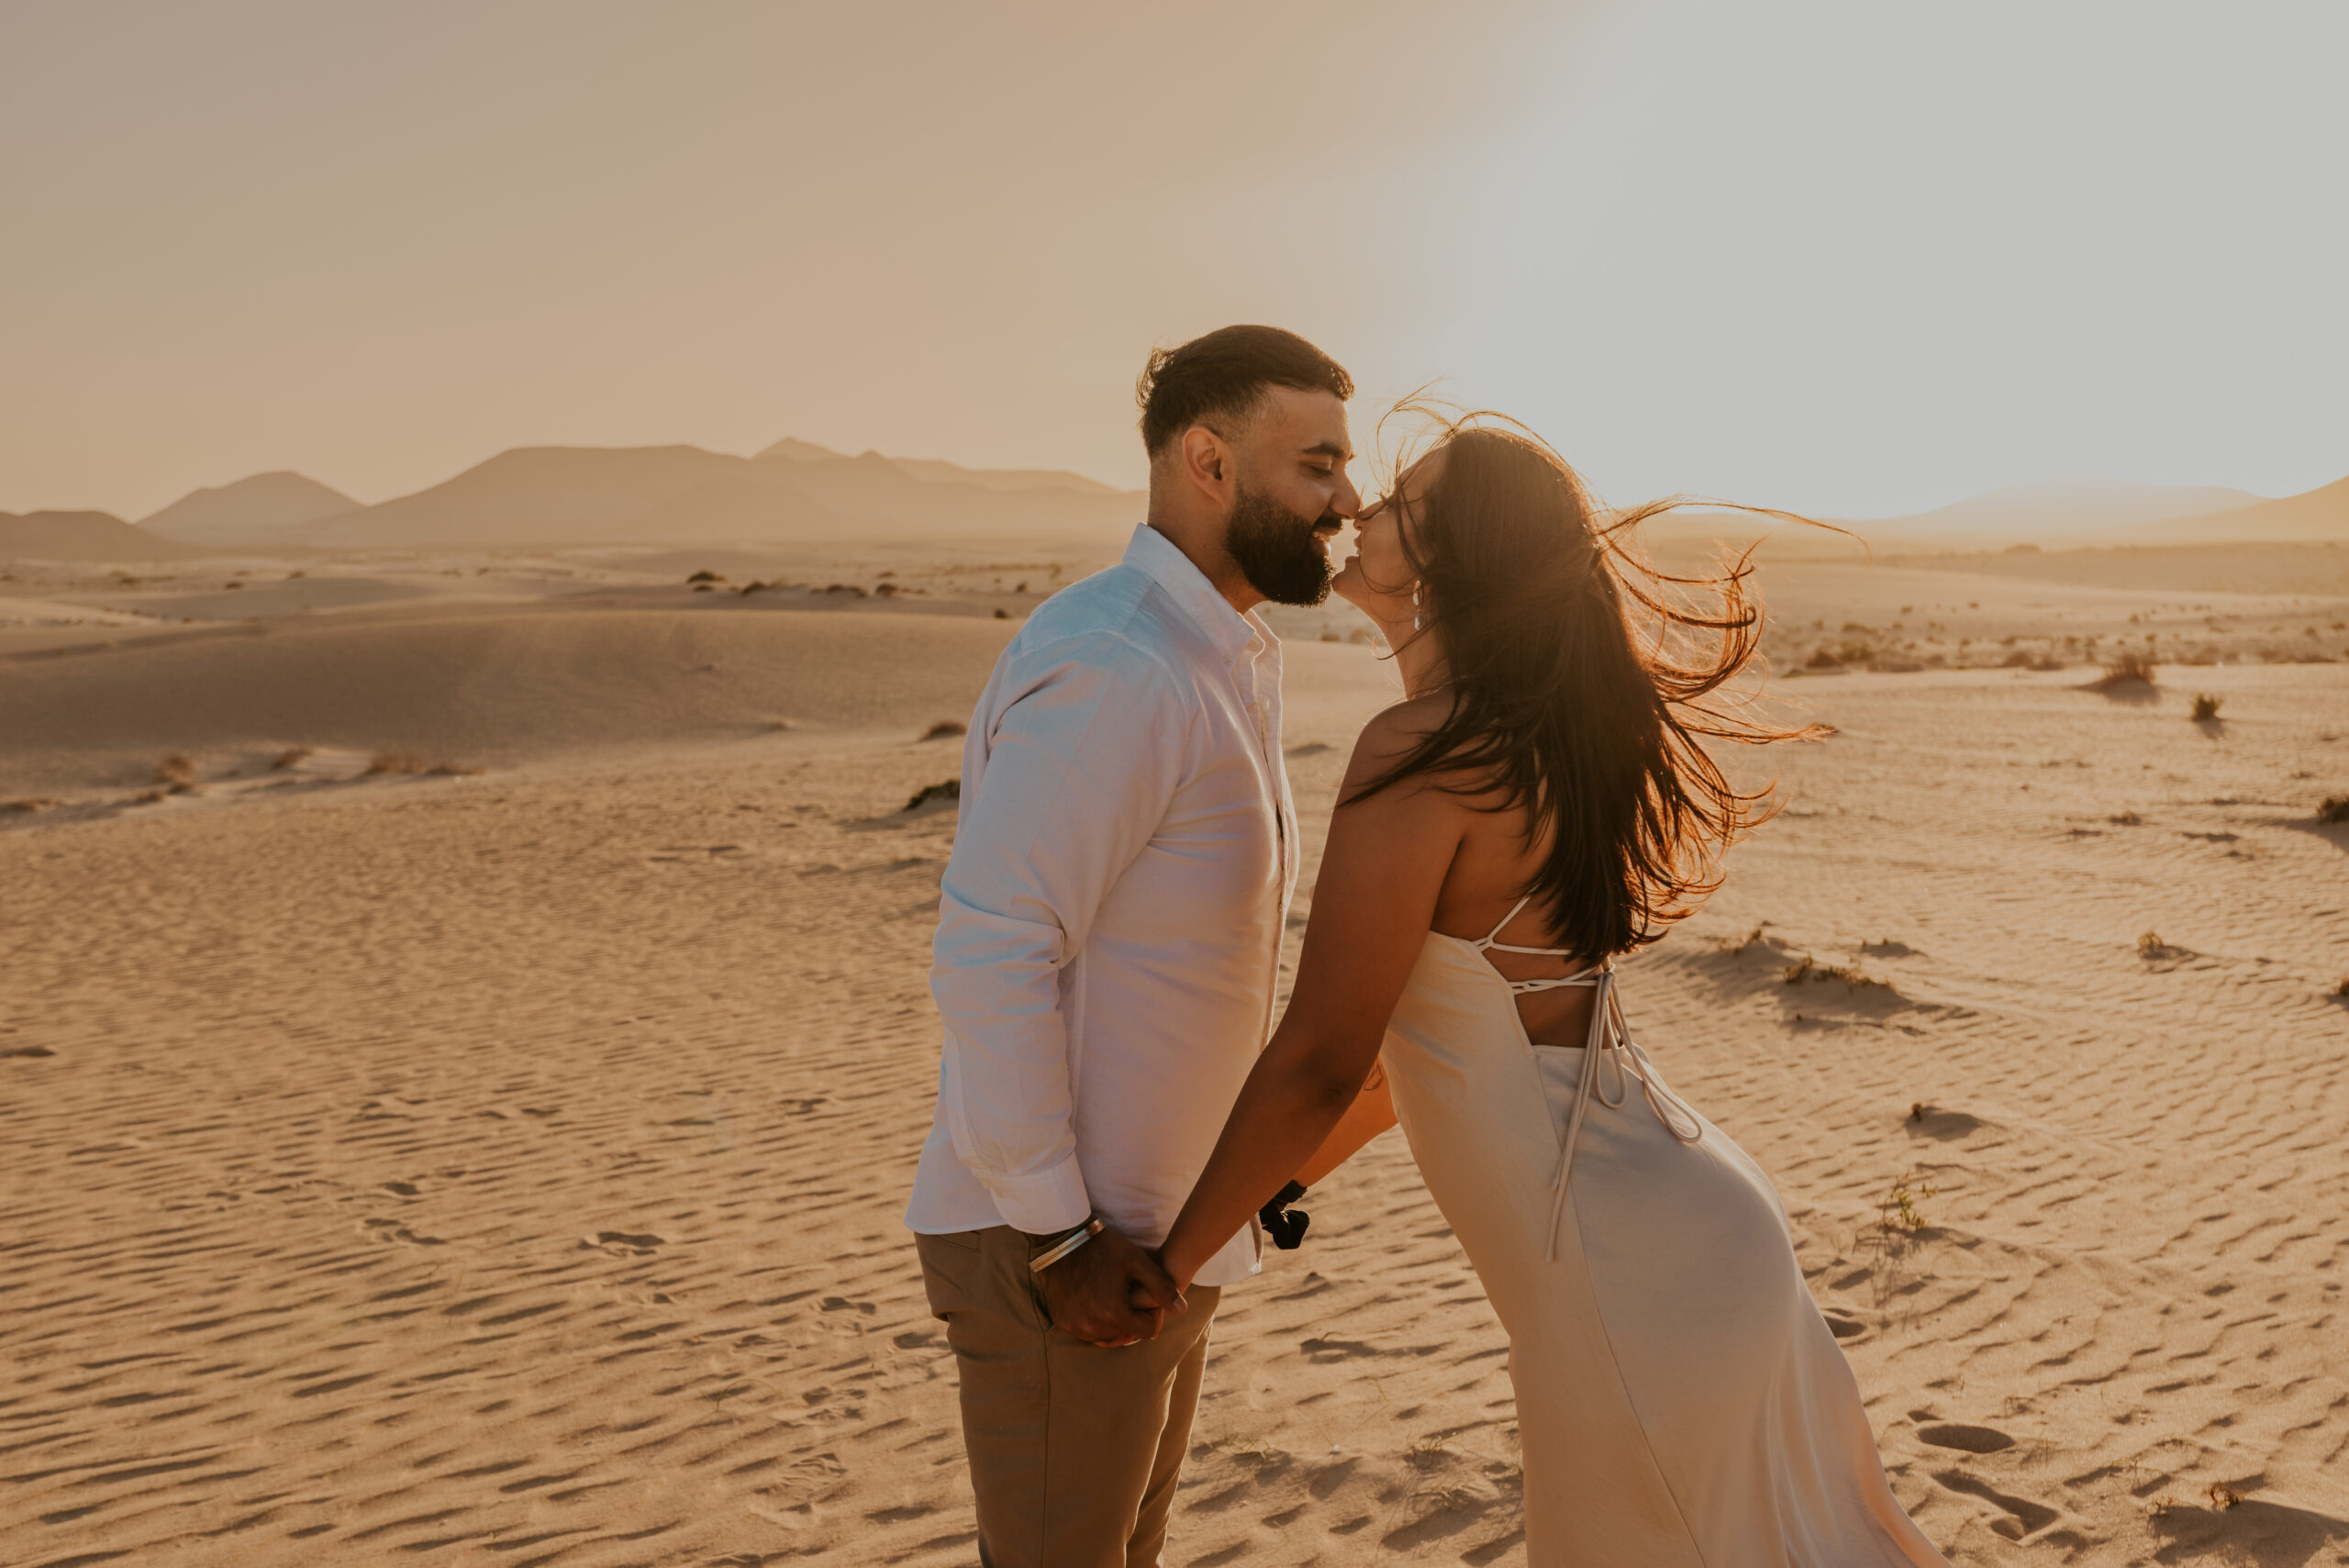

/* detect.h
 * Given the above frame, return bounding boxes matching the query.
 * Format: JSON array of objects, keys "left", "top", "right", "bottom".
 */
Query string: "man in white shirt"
[{"left": 906, "top": 326, "right": 1361, "bottom": 1567}]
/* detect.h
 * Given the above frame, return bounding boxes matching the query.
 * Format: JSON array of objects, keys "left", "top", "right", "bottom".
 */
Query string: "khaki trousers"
[{"left": 917, "top": 1228, "right": 1221, "bottom": 1568}]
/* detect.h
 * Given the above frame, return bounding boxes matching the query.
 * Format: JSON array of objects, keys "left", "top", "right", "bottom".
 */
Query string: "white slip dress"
[{"left": 1379, "top": 895, "right": 1951, "bottom": 1566}]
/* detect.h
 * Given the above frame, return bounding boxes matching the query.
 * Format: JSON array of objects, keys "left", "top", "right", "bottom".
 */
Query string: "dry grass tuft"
[
  {"left": 3, "top": 797, "right": 60, "bottom": 813},
  {"left": 2318, "top": 795, "right": 2349, "bottom": 825},
  {"left": 272, "top": 746, "right": 312, "bottom": 770},
  {"left": 154, "top": 752, "right": 196, "bottom": 787},
  {"left": 1783, "top": 955, "right": 1881, "bottom": 988},
  {"left": 2089, "top": 651, "right": 2158, "bottom": 688},
  {"left": 2189, "top": 693, "right": 2223, "bottom": 720},
  {"left": 920, "top": 719, "right": 968, "bottom": 741},
  {"left": 2137, "top": 930, "right": 2169, "bottom": 957},
  {"left": 1878, "top": 1169, "right": 1940, "bottom": 1233},
  {"left": 2206, "top": 1482, "right": 2244, "bottom": 1511},
  {"left": 2332, "top": 977, "right": 2349, "bottom": 999}
]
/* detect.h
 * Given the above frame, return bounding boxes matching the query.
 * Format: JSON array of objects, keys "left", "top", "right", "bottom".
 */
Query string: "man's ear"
[{"left": 1179, "top": 424, "right": 1234, "bottom": 501}]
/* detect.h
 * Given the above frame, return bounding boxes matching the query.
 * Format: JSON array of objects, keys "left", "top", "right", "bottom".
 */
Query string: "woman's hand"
[{"left": 1032, "top": 1224, "right": 1182, "bottom": 1346}]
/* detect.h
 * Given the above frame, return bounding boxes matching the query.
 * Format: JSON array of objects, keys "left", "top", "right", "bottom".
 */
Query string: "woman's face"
[{"left": 1334, "top": 450, "right": 1442, "bottom": 627}]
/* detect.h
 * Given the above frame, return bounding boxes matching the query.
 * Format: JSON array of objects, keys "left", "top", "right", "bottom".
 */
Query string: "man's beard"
[{"left": 1227, "top": 484, "right": 1337, "bottom": 607}]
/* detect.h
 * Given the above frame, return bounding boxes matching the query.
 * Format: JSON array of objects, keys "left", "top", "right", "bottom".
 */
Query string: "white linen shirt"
[{"left": 904, "top": 523, "right": 1298, "bottom": 1288}]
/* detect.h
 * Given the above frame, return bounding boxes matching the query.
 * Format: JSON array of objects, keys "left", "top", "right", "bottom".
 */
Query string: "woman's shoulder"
[
  {"left": 1341, "top": 695, "right": 1504, "bottom": 805},
  {"left": 1342, "top": 694, "right": 1450, "bottom": 770}
]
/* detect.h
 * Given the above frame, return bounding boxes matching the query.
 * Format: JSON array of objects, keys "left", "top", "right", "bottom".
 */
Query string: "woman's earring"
[{"left": 1410, "top": 582, "right": 1424, "bottom": 632}]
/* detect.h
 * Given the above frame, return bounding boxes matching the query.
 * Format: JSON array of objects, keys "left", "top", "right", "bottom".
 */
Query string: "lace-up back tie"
[{"left": 1470, "top": 894, "right": 1706, "bottom": 1261}]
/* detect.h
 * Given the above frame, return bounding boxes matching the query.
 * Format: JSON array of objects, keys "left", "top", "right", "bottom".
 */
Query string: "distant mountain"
[
  {"left": 755, "top": 438, "right": 842, "bottom": 465},
  {"left": 300, "top": 446, "right": 740, "bottom": 547},
  {"left": 289, "top": 439, "right": 1143, "bottom": 548},
  {"left": 755, "top": 437, "right": 1123, "bottom": 495},
  {"left": 139, "top": 471, "right": 359, "bottom": 541},
  {"left": 1868, "top": 477, "right": 2265, "bottom": 539},
  {"left": 0, "top": 510, "right": 202, "bottom": 561},
  {"left": 2146, "top": 473, "right": 2349, "bottom": 543}
]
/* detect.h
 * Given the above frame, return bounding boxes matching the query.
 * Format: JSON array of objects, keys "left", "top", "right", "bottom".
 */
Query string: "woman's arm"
[
  {"left": 1294, "top": 1062, "right": 1397, "bottom": 1188},
  {"left": 1158, "top": 707, "right": 1465, "bottom": 1290}
]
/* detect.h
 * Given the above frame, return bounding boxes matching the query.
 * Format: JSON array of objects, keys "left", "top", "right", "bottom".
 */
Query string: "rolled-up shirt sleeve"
[{"left": 929, "top": 633, "right": 1192, "bottom": 1235}]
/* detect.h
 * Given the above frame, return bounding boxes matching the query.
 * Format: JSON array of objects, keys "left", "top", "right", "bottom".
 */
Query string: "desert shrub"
[
  {"left": 686, "top": 570, "right": 723, "bottom": 583},
  {"left": 2189, "top": 693, "right": 2222, "bottom": 720},
  {"left": 1716, "top": 924, "right": 1766, "bottom": 953},
  {"left": 154, "top": 753, "right": 195, "bottom": 786},
  {"left": 920, "top": 719, "right": 967, "bottom": 741},
  {"left": 904, "top": 779, "right": 962, "bottom": 812},
  {"left": 2137, "top": 930, "right": 2166, "bottom": 956},
  {"left": 2319, "top": 795, "right": 2349, "bottom": 825},
  {"left": 1783, "top": 955, "right": 1879, "bottom": 988},
  {"left": 272, "top": 746, "right": 312, "bottom": 770},
  {"left": 2098, "top": 651, "right": 2158, "bottom": 685},
  {"left": 366, "top": 752, "right": 476, "bottom": 777},
  {"left": 3, "top": 797, "right": 58, "bottom": 813}
]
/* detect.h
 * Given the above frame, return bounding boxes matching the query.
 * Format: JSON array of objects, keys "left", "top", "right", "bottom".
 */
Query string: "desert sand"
[{"left": 5, "top": 535, "right": 2348, "bottom": 1567}]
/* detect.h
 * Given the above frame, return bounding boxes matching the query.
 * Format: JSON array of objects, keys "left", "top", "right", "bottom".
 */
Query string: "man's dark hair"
[{"left": 1135, "top": 326, "right": 1353, "bottom": 460}]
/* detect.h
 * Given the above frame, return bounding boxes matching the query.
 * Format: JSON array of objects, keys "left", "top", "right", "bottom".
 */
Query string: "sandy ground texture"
[{"left": 5, "top": 550, "right": 2349, "bottom": 1568}]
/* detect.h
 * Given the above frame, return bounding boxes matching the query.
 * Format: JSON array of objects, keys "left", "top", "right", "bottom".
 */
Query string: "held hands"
[{"left": 1033, "top": 1224, "right": 1185, "bottom": 1348}]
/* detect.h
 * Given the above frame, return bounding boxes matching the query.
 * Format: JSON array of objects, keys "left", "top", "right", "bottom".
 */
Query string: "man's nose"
[{"left": 1333, "top": 473, "right": 1364, "bottom": 518}]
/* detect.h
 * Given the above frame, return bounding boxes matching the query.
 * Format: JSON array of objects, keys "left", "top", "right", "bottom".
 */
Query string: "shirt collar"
[{"left": 1123, "top": 523, "right": 1275, "bottom": 666}]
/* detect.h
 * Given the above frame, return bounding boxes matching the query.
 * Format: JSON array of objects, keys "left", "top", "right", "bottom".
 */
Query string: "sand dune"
[
  {"left": 4, "top": 553, "right": 2346, "bottom": 1566},
  {"left": 1865, "top": 476, "right": 2267, "bottom": 538},
  {"left": 2149, "top": 473, "right": 2349, "bottom": 544},
  {"left": 0, "top": 599, "right": 1023, "bottom": 795},
  {"left": 1653, "top": 472, "right": 2349, "bottom": 558}
]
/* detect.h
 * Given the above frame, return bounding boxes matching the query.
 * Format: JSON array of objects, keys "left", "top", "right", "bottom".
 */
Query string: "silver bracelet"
[{"left": 1028, "top": 1217, "right": 1104, "bottom": 1273}]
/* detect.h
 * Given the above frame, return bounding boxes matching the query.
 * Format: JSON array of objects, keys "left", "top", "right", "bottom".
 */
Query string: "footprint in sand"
[
  {"left": 1820, "top": 1307, "right": 1869, "bottom": 1340},
  {"left": 582, "top": 1230, "right": 664, "bottom": 1255},
  {"left": 1932, "top": 1467, "right": 2060, "bottom": 1540},
  {"left": 1918, "top": 1422, "right": 2016, "bottom": 1453}
]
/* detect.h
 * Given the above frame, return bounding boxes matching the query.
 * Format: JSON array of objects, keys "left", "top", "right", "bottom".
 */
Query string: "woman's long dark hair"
[{"left": 1350, "top": 411, "right": 1824, "bottom": 959}]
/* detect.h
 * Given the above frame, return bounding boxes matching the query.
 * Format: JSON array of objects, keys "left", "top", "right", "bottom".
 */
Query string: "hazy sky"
[{"left": 4, "top": 0, "right": 2343, "bottom": 521}]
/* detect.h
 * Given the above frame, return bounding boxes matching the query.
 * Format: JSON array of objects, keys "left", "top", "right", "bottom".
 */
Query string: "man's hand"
[{"left": 1030, "top": 1225, "right": 1183, "bottom": 1348}]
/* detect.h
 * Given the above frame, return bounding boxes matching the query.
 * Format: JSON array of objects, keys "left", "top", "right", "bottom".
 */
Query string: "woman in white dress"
[{"left": 1157, "top": 418, "right": 1950, "bottom": 1566}]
